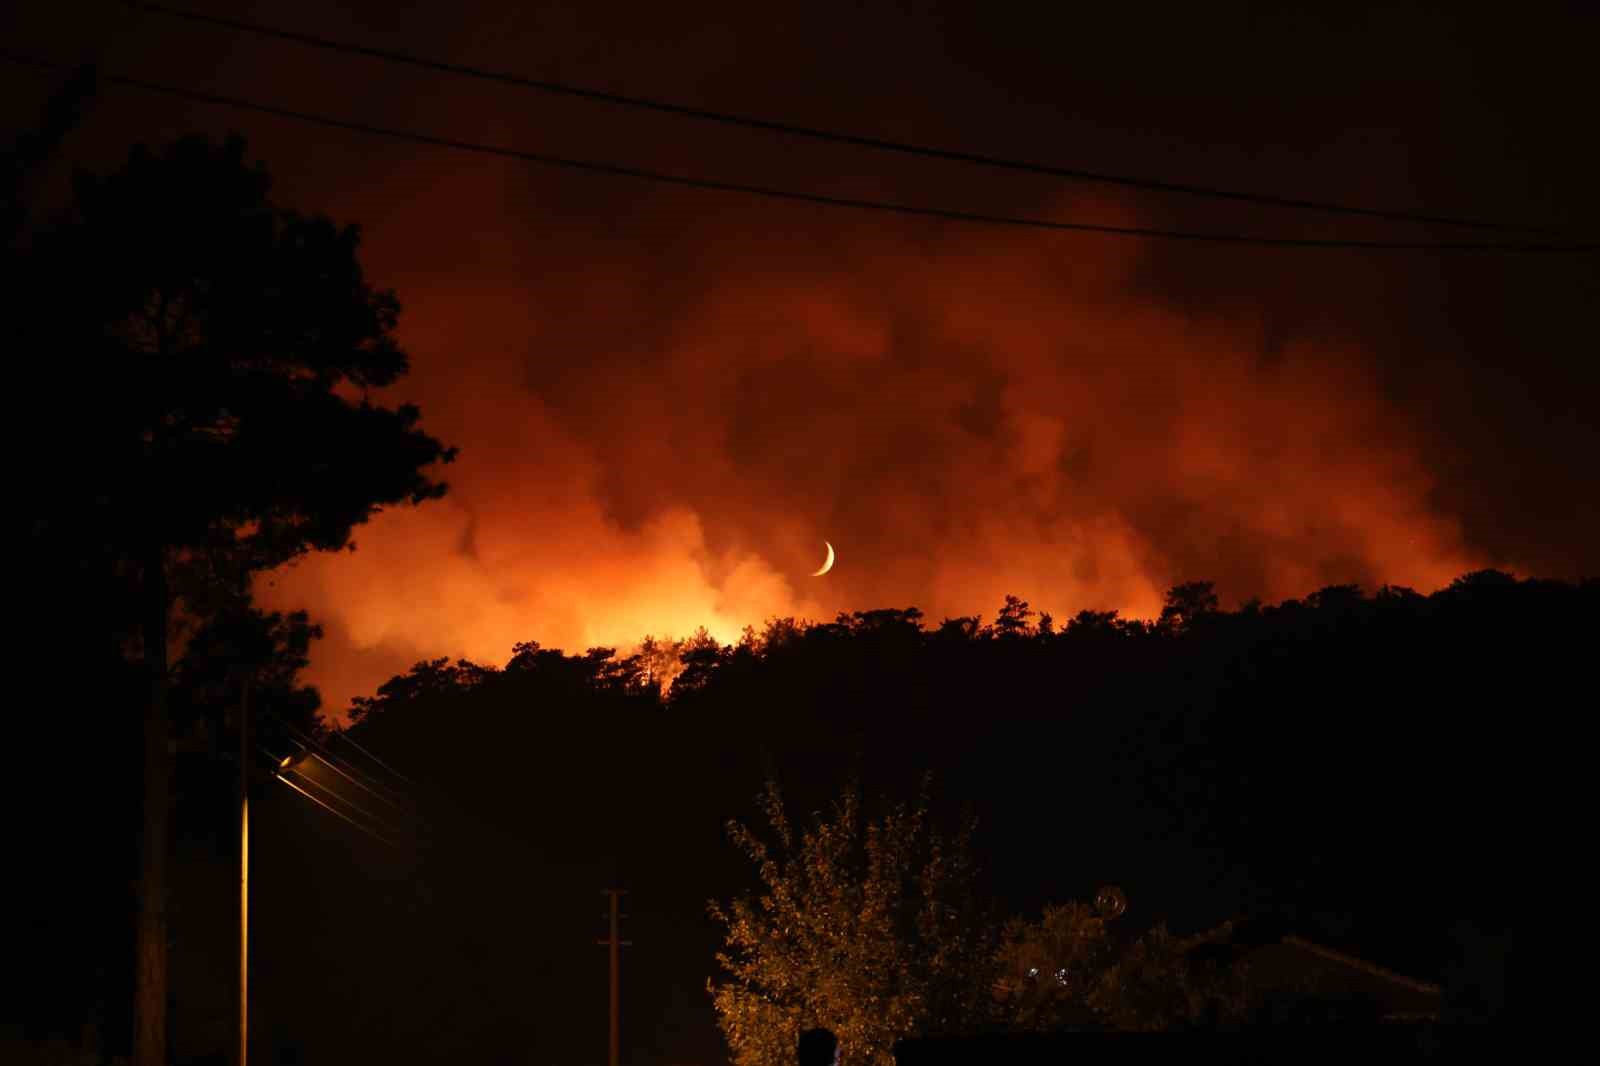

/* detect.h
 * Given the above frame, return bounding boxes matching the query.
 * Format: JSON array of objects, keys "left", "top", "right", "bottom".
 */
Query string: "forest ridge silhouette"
[
  {"left": 267, "top": 569, "right": 1550, "bottom": 1061},
  {"left": 346, "top": 570, "right": 1565, "bottom": 951}
]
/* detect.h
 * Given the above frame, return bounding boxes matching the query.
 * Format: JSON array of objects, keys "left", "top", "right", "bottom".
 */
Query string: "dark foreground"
[{"left": 897, "top": 1024, "right": 1504, "bottom": 1064}]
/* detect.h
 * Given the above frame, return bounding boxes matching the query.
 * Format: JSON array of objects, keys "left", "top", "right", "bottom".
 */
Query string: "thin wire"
[
  {"left": 268, "top": 725, "right": 413, "bottom": 820},
  {"left": 264, "top": 716, "right": 496, "bottom": 861},
  {"left": 309, "top": 750, "right": 410, "bottom": 811},
  {"left": 259, "top": 740, "right": 409, "bottom": 835},
  {"left": 266, "top": 729, "right": 451, "bottom": 848},
  {"left": 275, "top": 773, "right": 399, "bottom": 848},
  {"left": 127, "top": 0, "right": 1577, "bottom": 238},
  {"left": 330, "top": 728, "right": 416, "bottom": 785},
  {"left": 274, "top": 729, "right": 546, "bottom": 873},
  {"left": 283, "top": 765, "right": 406, "bottom": 837},
  {"left": 266, "top": 711, "right": 414, "bottom": 807},
  {"left": 4, "top": 54, "right": 1592, "bottom": 254}
]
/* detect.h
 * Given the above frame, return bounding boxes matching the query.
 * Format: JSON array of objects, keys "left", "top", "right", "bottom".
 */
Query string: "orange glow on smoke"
[{"left": 254, "top": 184, "right": 1490, "bottom": 719}]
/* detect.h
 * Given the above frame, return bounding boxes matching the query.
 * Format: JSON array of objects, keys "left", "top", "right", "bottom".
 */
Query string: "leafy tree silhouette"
[
  {"left": 171, "top": 605, "right": 325, "bottom": 757},
  {"left": 1157, "top": 580, "right": 1221, "bottom": 633},
  {"left": 672, "top": 626, "right": 729, "bottom": 698},
  {"left": 1063, "top": 608, "right": 1125, "bottom": 636},
  {"left": 934, "top": 615, "right": 982, "bottom": 643},
  {"left": 708, "top": 776, "right": 991, "bottom": 1066},
  {"left": 995, "top": 906, "right": 1253, "bottom": 1033},
  {"left": 17, "top": 132, "right": 455, "bottom": 1066},
  {"left": 992, "top": 596, "right": 1035, "bottom": 639}
]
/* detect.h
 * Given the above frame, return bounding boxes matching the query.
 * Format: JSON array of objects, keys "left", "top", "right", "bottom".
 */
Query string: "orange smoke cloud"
[{"left": 256, "top": 185, "right": 1487, "bottom": 719}]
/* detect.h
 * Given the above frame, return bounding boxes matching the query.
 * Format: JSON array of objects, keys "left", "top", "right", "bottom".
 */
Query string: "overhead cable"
[
  {"left": 5, "top": 54, "right": 1595, "bottom": 254},
  {"left": 127, "top": 0, "right": 1579, "bottom": 237}
]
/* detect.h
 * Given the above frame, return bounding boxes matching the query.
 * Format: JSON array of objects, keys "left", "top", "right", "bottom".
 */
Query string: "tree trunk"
[{"left": 134, "top": 542, "right": 170, "bottom": 1066}]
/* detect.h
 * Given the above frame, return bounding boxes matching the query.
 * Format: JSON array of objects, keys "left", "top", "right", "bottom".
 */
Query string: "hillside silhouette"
[{"left": 288, "top": 571, "right": 1556, "bottom": 1062}]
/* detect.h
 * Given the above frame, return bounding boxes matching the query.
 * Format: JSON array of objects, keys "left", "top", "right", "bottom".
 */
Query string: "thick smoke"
[
  {"left": 5, "top": 0, "right": 1587, "bottom": 722},
  {"left": 258, "top": 188, "right": 1485, "bottom": 717}
]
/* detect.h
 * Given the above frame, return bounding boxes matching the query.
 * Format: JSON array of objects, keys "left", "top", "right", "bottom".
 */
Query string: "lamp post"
[
  {"left": 231, "top": 711, "right": 308, "bottom": 1066},
  {"left": 238, "top": 727, "right": 402, "bottom": 1065},
  {"left": 235, "top": 673, "right": 249, "bottom": 1066}
]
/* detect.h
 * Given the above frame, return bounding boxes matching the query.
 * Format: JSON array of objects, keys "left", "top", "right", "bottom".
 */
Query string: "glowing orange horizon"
[{"left": 254, "top": 192, "right": 1493, "bottom": 723}]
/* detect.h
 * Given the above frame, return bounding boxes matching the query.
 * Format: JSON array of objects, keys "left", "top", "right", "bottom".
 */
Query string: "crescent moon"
[{"left": 811, "top": 541, "right": 835, "bottom": 577}]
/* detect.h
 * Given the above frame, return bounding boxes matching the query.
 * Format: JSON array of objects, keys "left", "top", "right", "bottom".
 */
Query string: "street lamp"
[
  {"left": 231, "top": 725, "right": 408, "bottom": 1066},
  {"left": 233, "top": 732, "right": 318, "bottom": 1066},
  {"left": 269, "top": 746, "right": 402, "bottom": 845},
  {"left": 233, "top": 740, "right": 379, "bottom": 1066}
]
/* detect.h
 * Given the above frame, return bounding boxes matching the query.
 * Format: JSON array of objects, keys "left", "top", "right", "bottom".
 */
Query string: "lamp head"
[{"left": 271, "top": 745, "right": 311, "bottom": 777}]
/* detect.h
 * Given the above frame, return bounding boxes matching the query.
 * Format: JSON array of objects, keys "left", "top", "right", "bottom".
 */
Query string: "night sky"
[{"left": 10, "top": 1, "right": 1595, "bottom": 716}]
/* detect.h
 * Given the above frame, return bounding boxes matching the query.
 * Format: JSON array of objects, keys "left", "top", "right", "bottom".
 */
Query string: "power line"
[
  {"left": 266, "top": 710, "right": 415, "bottom": 810},
  {"left": 307, "top": 749, "right": 411, "bottom": 812},
  {"left": 284, "top": 765, "right": 406, "bottom": 837},
  {"left": 329, "top": 728, "right": 415, "bottom": 786},
  {"left": 262, "top": 742, "right": 408, "bottom": 836},
  {"left": 127, "top": 0, "right": 1576, "bottom": 238},
  {"left": 3, "top": 53, "right": 1596, "bottom": 254},
  {"left": 274, "top": 771, "right": 400, "bottom": 848}
]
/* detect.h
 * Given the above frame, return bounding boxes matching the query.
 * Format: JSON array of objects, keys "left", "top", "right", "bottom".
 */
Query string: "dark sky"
[{"left": 7, "top": 0, "right": 1597, "bottom": 715}]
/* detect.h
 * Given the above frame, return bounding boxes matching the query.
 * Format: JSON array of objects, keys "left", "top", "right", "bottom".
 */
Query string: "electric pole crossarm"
[{"left": 599, "top": 888, "right": 630, "bottom": 1066}]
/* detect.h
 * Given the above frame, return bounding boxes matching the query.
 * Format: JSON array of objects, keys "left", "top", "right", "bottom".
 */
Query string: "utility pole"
[{"left": 597, "top": 888, "right": 632, "bottom": 1066}]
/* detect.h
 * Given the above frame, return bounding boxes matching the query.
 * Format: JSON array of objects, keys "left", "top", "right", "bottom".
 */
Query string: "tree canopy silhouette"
[
  {"left": 26, "top": 132, "right": 454, "bottom": 574},
  {"left": 16, "top": 131, "right": 456, "bottom": 1066},
  {"left": 337, "top": 568, "right": 1566, "bottom": 1060}
]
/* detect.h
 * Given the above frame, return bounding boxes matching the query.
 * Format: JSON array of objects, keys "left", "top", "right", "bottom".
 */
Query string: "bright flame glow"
[{"left": 255, "top": 193, "right": 1497, "bottom": 721}]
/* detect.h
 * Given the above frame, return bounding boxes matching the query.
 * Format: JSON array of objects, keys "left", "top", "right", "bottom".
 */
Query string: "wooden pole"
[{"left": 597, "top": 889, "right": 631, "bottom": 1066}]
